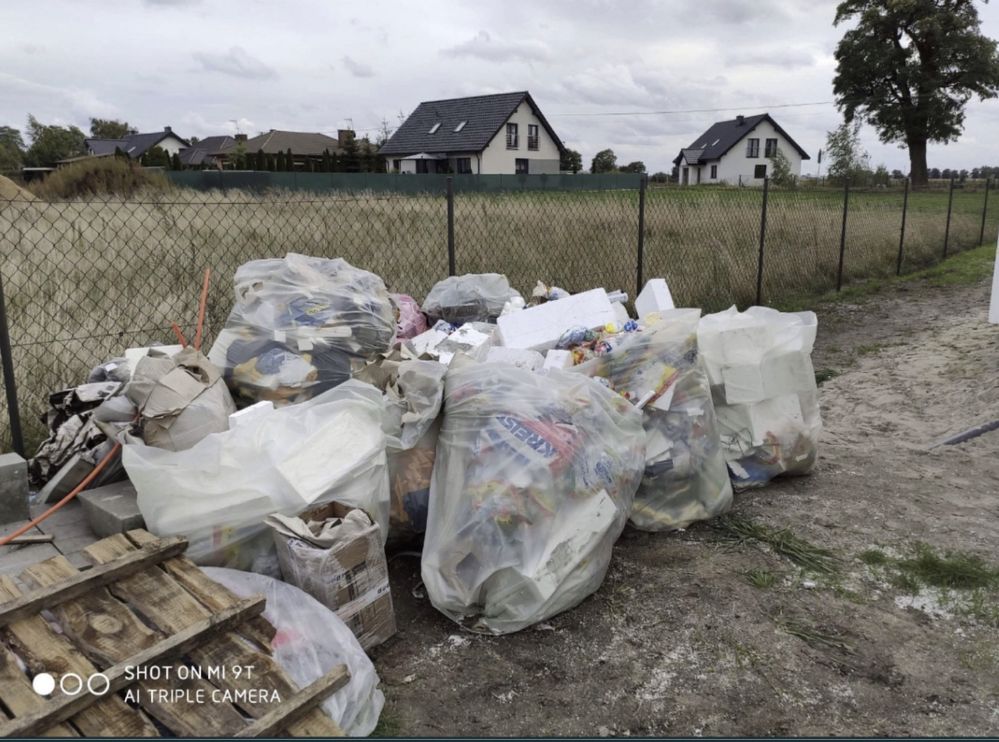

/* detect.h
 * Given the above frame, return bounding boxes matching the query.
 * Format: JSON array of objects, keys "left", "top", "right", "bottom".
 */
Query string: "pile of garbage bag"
[
  {"left": 421, "top": 361, "right": 645, "bottom": 634},
  {"left": 209, "top": 254, "right": 396, "bottom": 406},
  {"left": 698, "top": 306, "right": 822, "bottom": 489},
  {"left": 571, "top": 310, "right": 733, "bottom": 531}
]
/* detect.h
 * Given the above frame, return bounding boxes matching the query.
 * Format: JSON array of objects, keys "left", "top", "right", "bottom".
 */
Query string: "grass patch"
[
  {"left": 745, "top": 568, "right": 777, "bottom": 588},
  {"left": 889, "top": 571, "right": 922, "bottom": 595},
  {"left": 855, "top": 343, "right": 884, "bottom": 356},
  {"left": 814, "top": 368, "right": 840, "bottom": 385},
  {"left": 715, "top": 516, "right": 840, "bottom": 574},
  {"left": 895, "top": 543, "right": 998, "bottom": 590},
  {"left": 371, "top": 709, "right": 404, "bottom": 737},
  {"left": 775, "top": 615, "right": 854, "bottom": 653},
  {"left": 859, "top": 548, "right": 889, "bottom": 566}
]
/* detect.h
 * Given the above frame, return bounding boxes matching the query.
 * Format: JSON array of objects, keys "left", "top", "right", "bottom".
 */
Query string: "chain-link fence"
[{"left": 1, "top": 176, "right": 995, "bottom": 453}]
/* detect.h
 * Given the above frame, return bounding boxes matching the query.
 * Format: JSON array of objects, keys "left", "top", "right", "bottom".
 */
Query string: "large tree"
[
  {"left": 0, "top": 126, "right": 25, "bottom": 172},
  {"left": 24, "top": 115, "right": 86, "bottom": 166},
  {"left": 89, "top": 118, "right": 134, "bottom": 139},
  {"left": 560, "top": 148, "right": 582, "bottom": 173},
  {"left": 833, "top": 0, "right": 999, "bottom": 187},
  {"left": 590, "top": 149, "right": 617, "bottom": 173},
  {"left": 620, "top": 160, "right": 647, "bottom": 174},
  {"left": 825, "top": 120, "right": 872, "bottom": 185}
]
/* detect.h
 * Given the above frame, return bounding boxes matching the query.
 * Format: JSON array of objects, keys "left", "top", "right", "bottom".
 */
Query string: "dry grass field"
[{"left": 0, "top": 184, "right": 994, "bottom": 449}]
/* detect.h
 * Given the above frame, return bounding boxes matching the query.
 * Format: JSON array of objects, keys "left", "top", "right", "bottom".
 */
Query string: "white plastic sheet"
[
  {"left": 122, "top": 380, "right": 390, "bottom": 571},
  {"left": 421, "top": 361, "right": 645, "bottom": 634},
  {"left": 698, "top": 306, "right": 822, "bottom": 489},
  {"left": 201, "top": 567, "right": 384, "bottom": 736}
]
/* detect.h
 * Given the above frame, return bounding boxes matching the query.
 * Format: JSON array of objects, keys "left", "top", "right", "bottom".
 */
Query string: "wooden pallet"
[{"left": 0, "top": 529, "right": 349, "bottom": 737}]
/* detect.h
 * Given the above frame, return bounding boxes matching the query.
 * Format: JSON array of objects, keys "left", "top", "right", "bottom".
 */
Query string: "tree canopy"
[
  {"left": 560, "top": 148, "right": 582, "bottom": 173},
  {"left": 825, "top": 120, "right": 872, "bottom": 185},
  {"left": 24, "top": 115, "right": 86, "bottom": 166},
  {"left": 620, "top": 161, "right": 646, "bottom": 174},
  {"left": 833, "top": 0, "right": 999, "bottom": 186},
  {"left": 89, "top": 118, "right": 134, "bottom": 139},
  {"left": 768, "top": 147, "right": 796, "bottom": 187},
  {"left": 590, "top": 149, "right": 617, "bottom": 174},
  {"left": 0, "top": 126, "right": 25, "bottom": 172}
]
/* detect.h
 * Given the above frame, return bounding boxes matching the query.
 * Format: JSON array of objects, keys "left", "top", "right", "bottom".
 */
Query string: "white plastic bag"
[
  {"left": 122, "top": 380, "right": 390, "bottom": 571},
  {"left": 421, "top": 273, "right": 521, "bottom": 324},
  {"left": 698, "top": 306, "right": 822, "bottom": 489},
  {"left": 572, "top": 311, "right": 733, "bottom": 531},
  {"left": 421, "top": 362, "right": 645, "bottom": 634},
  {"left": 209, "top": 254, "right": 396, "bottom": 406},
  {"left": 201, "top": 567, "right": 384, "bottom": 737}
]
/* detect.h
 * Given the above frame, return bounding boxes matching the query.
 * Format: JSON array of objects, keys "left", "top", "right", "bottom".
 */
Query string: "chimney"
[
  {"left": 164, "top": 126, "right": 172, "bottom": 133},
  {"left": 735, "top": 115, "right": 744, "bottom": 126},
  {"left": 337, "top": 129, "right": 355, "bottom": 147},
  {"left": 235, "top": 133, "right": 247, "bottom": 142}
]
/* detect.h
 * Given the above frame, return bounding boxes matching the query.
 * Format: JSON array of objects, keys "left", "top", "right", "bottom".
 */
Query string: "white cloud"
[
  {"left": 440, "top": 30, "right": 553, "bottom": 63},
  {"left": 193, "top": 46, "right": 275, "bottom": 79},
  {"left": 342, "top": 55, "right": 374, "bottom": 78}
]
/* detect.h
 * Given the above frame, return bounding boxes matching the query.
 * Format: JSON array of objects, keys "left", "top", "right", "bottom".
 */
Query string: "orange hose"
[
  {"left": 193, "top": 268, "right": 211, "bottom": 351},
  {"left": 0, "top": 441, "right": 122, "bottom": 548},
  {"left": 171, "top": 322, "right": 189, "bottom": 348}
]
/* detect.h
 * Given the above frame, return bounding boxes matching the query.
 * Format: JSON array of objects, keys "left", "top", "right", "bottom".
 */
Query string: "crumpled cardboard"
[{"left": 125, "top": 347, "right": 236, "bottom": 451}]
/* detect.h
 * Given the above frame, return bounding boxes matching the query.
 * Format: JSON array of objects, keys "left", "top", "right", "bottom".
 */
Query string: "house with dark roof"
[
  {"left": 379, "top": 91, "right": 565, "bottom": 175},
  {"left": 673, "top": 114, "right": 809, "bottom": 186},
  {"left": 86, "top": 126, "right": 190, "bottom": 160},
  {"left": 177, "top": 135, "right": 235, "bottom": 168}
]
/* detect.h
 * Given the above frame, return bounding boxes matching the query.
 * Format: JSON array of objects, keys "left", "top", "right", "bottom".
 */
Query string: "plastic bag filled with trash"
[
  {"left": 571, "top": 310, "right": 733, "bottom": 531},
  {"left": 202, "top": 568, "right": 385, "bottom": 736},
  {"left": 122, "top": 380, "right": 390, "bottom": 573},
  {"left": 421, "top": 273, "right": 522, "bottom": 324},
  {"left": 421, "top": 361, "right": 645, "bottom": 635},
  {"left": 209, "top": 254, "right": 396, "bottom": 406},
  {"left": 698, "top": 306, "right": 822, "bottom": 490}
]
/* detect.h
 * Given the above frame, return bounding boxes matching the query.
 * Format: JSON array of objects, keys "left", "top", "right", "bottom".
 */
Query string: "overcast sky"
[{"left": 2, "top": 0, "right": 998, "bottom": 173}]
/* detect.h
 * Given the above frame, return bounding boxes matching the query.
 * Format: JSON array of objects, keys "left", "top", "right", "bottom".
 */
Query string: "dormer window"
[
  {"left": 428, "top": 122, "right": 441, "bottom": 134},
  {"left": 454, "top": 120, "right": 467, "bottom": 132}
]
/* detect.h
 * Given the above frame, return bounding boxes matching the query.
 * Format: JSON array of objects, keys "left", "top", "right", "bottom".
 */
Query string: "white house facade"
[
  {"left": 674, "top": 114, "right": 809, "bottom": 186},
  {"left": 381, "top": 91, "right": 565, "bottom": 175}
]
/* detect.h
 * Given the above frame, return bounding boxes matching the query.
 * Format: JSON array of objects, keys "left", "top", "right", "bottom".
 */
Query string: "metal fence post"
[
  {"left": 636, "top": 174, "right": 647, "bottom": 296},
  {"left": 943, "top": 176, "right": 955, "bottom": 258},
  {"left": 0, "top": 269, "right": 24, "bottom": 457},
  {"left": 446, "top": 176, "right": 455, "bottom": 276},
  {"left": 755, "top": 176, "right": 770, "bottom": 305},
  {"left": 896, "top": 178, "right": 910, "bottom": 276},
  {"left": 979, "top": 177, "right": 991, "bottom": 246},
  {"left": 836, "top": 179, "right": 850, "bottom": 291}
]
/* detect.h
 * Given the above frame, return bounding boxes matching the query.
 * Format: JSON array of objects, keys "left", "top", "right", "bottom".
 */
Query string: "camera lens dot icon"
[{"left": 32, "top": 672, "right": 56, "bottom": 696}]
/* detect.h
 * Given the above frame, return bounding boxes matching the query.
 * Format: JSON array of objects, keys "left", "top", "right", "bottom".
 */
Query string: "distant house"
[
  {"left": 673, "top": 114, "right": 809, "bottom": 186},
  {"left": 86, "top": 126, "right": 190, "bottom": 160},
  {"left": 215, "top": 129, "right": 370, "bottom": 170},
  {"left": 379, "top": 91, "right": 565, "bottom": 175},
  {"left": 177, "top": 135, "right": 235, "bottom": 169}
]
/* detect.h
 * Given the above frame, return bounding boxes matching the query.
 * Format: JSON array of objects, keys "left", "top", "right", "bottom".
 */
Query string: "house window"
[
  {"left": 454, "top": 120, "right": 467, "bottom": 132},
  {"left": 456, "top": 157, "right": 472, "bottom": 174},
  {"left": 765, "top": 138, "right": 778, "bottom": 157},
  {"left": 506, "top": 123, "right": 519, "bottom": 149},
  {"left": 428, "top": 123, "right": 441, "bottom": 134},
  {"left": 710, "top": 164, "right": 717, "bottom": 179},
  {"left": 515, "top": 158, "right": 529, "bottom": 175},
  {"left": 755, "top": 164, "right": 767, "bottom": 179},
  {"left": 746, "top": 138, "right": 760, "bottom": 158},
  {"left": 527, "top": 124, "right": 539, "bottom": 150}
]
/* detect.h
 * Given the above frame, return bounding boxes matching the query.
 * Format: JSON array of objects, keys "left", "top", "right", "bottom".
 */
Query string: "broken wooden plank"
[
  {"left": 20, "top": 555, "right": 251, "bottom": 738},
  {"left": 236, "top": 665, "right": 350, "bottom": 738},
  {"left": 106, "top": 530, "right": 345, "bottom": 736},
  {"left": 0, "top": 594, "right": 265, "bottom": 738},
  {"left": 0, "top": 575, "right": 157, "bottom": 737},
  {"left": 0, "top": 535, "right": 187, "bottom": 628},
  {"left": 0, "top": 643, "right": 78, "bottom": 737}
]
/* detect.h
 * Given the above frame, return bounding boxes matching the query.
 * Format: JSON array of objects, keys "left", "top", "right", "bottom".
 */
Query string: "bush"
[{"left": 27, "top": 157, "right": 173, "bottom": 201}]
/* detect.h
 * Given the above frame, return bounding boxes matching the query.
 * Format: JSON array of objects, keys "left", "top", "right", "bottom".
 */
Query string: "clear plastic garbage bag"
[{"left": 421, "top": 273, "right": 522, "bottom": 324}]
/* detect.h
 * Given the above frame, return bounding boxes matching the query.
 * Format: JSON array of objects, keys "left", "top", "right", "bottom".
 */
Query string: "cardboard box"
[{"left": 268, "top": 502, "right": 396, "bottom": 651}]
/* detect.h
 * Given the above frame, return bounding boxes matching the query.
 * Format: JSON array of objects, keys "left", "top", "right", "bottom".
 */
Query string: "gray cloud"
[
  {"left": 440, "top": 30, "right": 553, "bottom": 63},
  {"left": 193, "top": 46, "right": 274, "bottom": 79},
  {"left": 723, "top": 47, "right": 816, "bottom": 68},
  {"left": 342, "top": 55, "right": 374, "bottom": 78},
  {"left": 145, "top": 0, "right": 200, "bottom": 5}
]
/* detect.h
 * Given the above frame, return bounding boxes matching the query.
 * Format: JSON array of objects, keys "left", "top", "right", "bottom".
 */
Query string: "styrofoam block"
[
  {"left": 229, "top": 400, "right": 275, "bottom": 429},
  {"left": 634, "top": 279, "right": 675, "bottom": 319},
  {"left": 407, "top": 328, "right": 449, "bottom": 357},
  {"left": 497, "top": 289, "right": 617, "bottom": 351},
  {"left": 721, "top": 364, "right": 765, "bottom": 404},
  {"left": 612, "top": 302, "right": 630, "bottom": 324},
  {"left": 763, "top": 351, "right": 815, "bottom": 396},
  {"left": 542, "top": 349, "right": 573, "bottom": 371},
  {"left": 716, "top": 394, "right": 804, "bottom": 446},
  {"left": 486, "top": 346, "right": 544, "bottom": 371}
]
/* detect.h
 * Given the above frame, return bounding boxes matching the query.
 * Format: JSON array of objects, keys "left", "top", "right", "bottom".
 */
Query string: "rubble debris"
[
  {"left": 421, "top": 361, "right": 645, "bottom": 634},
  {"left": 77, "top": 480, "right": 145, "bottom": 537},
  {"left": 268, "top": 503, "right": 397, "bottom": 650}
]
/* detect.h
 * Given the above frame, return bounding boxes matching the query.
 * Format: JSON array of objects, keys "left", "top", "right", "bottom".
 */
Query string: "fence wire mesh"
[{"left": 0, "top": 178, "right": 994, "bottom": 452}]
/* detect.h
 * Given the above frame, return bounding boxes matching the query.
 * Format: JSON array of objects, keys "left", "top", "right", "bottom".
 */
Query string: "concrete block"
[
  {"left": 634, "top": 279, "right": 675, "bottom": 319},
  {"left": 486, "top": 346, "right": 544, "bottom": 371},
  {"left": 0, "top": 453, "right": 29, "bottom": 525},
  {"left": 37, "top": 454, "right": 94, "bottom": 504},
  {"left": 77, "top": 480, "right": 145, "bottom": 537},
  {"left": 229, "top": 400, "right": 275, "bottom": 430},
  {"left": 497, "top": 289, "right": 617, "bottom": 352}
]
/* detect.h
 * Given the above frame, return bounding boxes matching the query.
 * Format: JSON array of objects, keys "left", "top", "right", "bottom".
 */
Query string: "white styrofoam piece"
[
  {"left": 990, "top": 234, "right": 999, "bottom": 324},
  {"left": 125, "top": 344, "right": 183, "bottom": 375},
  {"left": 486, "top": 346, "right": 544, "bottom": 371},
  {"left": 721, "top": 351, "right": 816, "bottom": 405},
  {"left": 716, "top": 394, "right": 804, "bottom": 446},
  {"left": 542, "top": 349, "right": 574, "bottom": 371},
  {"left": 634, "top": 279, "right": 675, "bottom": 319},
  {"left": 407, "top": 328, "right": 449, "bottom": 357},
  {"left": 497, "top": 288, "right": 617, "bottom": 351},
  {"left": 612, "top": 301, "right": 630, "bottom": 324},
  {"left": 228, "top": 400, "right": 275, "bottom": 429},
  {"left": 606, "top": 290, "right": 628, "bottom": 304}
]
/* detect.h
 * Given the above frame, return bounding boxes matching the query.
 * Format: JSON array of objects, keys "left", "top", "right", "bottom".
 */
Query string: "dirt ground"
[{"left": 370, "top": 272, "right": 999, "bottom": 737}]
